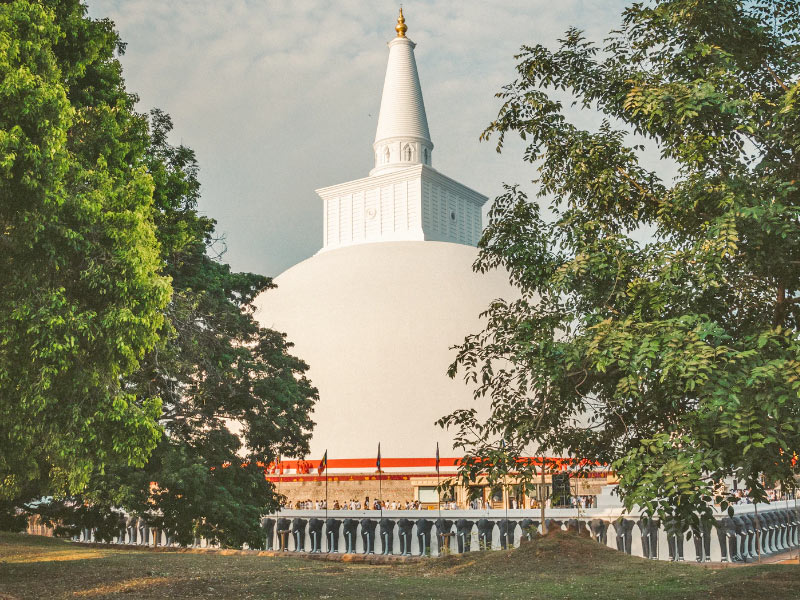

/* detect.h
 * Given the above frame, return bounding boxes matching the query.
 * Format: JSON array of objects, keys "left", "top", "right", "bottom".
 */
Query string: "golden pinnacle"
[{"left": 395, "top": 7, "right": 407, "bottom": 38}]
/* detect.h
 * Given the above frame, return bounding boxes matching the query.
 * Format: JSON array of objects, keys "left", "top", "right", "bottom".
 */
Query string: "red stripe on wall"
[
  {"left": 271, "top": 457, "right": 460, "bottom": 469},
  {"left": 266, "top": 474, "right": 429, "bottom": 483},
  {"left": 266, "top": 456, "right": 606, "bottom": 472},
  {"left": 265, "top": 471, "right": 614, "bottom": 482}
]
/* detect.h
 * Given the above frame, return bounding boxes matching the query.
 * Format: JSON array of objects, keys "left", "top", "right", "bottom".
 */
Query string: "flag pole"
[
  {"left": 436, "top": 442, "right": 441, "bottom": 520},
  {"left": 377, "top": 443, "right": 382, "bottom": 520},
  {"left": 503, "top": 441, "right": 509, "bottom": 549},
  {"left": 275, "top": 454, "right": 281, "bottom": 550},
  {"left": 540, "top": 456, "right": 547, "bottom": 535},
  {"left": 325, "top": 450, "right": 329, "bottom": 522},
  {"left": 437, "top": 473, "right": 441, "bottom": 519}
]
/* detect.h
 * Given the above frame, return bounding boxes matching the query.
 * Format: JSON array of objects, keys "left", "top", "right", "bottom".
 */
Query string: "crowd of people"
[
  {"left": 571, "top": 495, "right": 597, "bottom": 509},
  {"left": 281, "top": 495, "right": 597, "bottom": 510},
  {"left": 463, "top": 495, "right": 597, "bottom": 510},
  {"left": 282, "top": 497, "right": 463, "bottom": 510},
  {"left": 732, "top": 488, "right": 799, "bottom": 504},
  {"left": 280, "top": 488, "right": 796, "bottom": 511}
]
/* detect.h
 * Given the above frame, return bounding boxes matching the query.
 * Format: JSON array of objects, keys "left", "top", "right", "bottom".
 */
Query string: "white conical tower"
[
  {"left": 315, "top": 9, "right": 486, "bottom": 252},
  {"left": 370, "top": 8, "right": 434, "bottom": 176},
  {"left": 255, "top": 11, "right": 516, "bottom": 468}
]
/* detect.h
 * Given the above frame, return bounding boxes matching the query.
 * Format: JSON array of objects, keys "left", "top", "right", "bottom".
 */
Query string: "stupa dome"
[
  {"left": 254, "top": 241, "right": 514, "bottom": 460},
  {"left": 253, "top": 11, "right": 516, "bottom": 463}
]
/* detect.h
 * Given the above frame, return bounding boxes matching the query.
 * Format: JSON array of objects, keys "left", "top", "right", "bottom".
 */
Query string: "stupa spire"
[
  {"left": 395, "top": 7, "right": 407, "bottom": 38},
  {"left": 370, "top": 9, "right": 433, "bottom": 176}
]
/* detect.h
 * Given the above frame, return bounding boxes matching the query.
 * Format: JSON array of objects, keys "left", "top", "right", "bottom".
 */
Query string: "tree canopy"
[
  {"left": 1, "top": 1, "right": 316, "bottom": 546},
  {"left": 0, "top": 0, "right": 170, "bottom": 499},
  {"left": 442, "top": 0, "right": 800, "bottom": 526}
]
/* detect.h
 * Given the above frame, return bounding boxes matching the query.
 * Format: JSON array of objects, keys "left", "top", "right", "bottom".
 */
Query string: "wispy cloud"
[{"left": 88, "top": 0, "right": 631, "bottom": 276}]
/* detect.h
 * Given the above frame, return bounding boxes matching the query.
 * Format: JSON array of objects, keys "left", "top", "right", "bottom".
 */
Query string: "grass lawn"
[{"left": 1, "top": 531, "right": 799, "bottom": 599}]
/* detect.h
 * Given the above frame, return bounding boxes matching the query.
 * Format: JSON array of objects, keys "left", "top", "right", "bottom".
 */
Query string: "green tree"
[
  {"left": 40, "top": 110, "right": 316, "bottom": 548},
  {"left": 1, "top": 2, "right": 316, "bottom": 546},
  {"left": 114, "top": 111, "right": 316, "bottom": 548},
  {"left": 442, "top": 0, "right": 800, "bottom": 526},
  {"left": 0, "top": 0, "right": 170, "bottom": 499}
]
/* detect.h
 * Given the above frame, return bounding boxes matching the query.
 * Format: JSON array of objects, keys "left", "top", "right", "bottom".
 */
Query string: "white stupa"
[{"left": 254, "top": 10, "right": 514, "bottom": 464}]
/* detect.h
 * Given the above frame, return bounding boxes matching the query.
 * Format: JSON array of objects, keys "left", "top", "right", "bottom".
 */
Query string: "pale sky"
[{"left": 87, "top": 1, "right": 631, "bottom": 277}]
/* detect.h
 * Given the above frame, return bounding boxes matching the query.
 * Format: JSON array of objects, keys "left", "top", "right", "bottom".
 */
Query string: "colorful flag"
[
  {"left": 318, "top": 450, "right": 328, "bottom": 474},
  {"left": 376, "top": 443, "right": 381, "bottom": 471},
  {"left": 435, "top": 442, "right": 440, "bottom": 474}
]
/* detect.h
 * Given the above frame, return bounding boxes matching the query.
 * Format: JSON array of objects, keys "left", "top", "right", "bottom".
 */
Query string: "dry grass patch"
[{"left": 2, "top": 531, "right": 800, "bottom": 599}]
